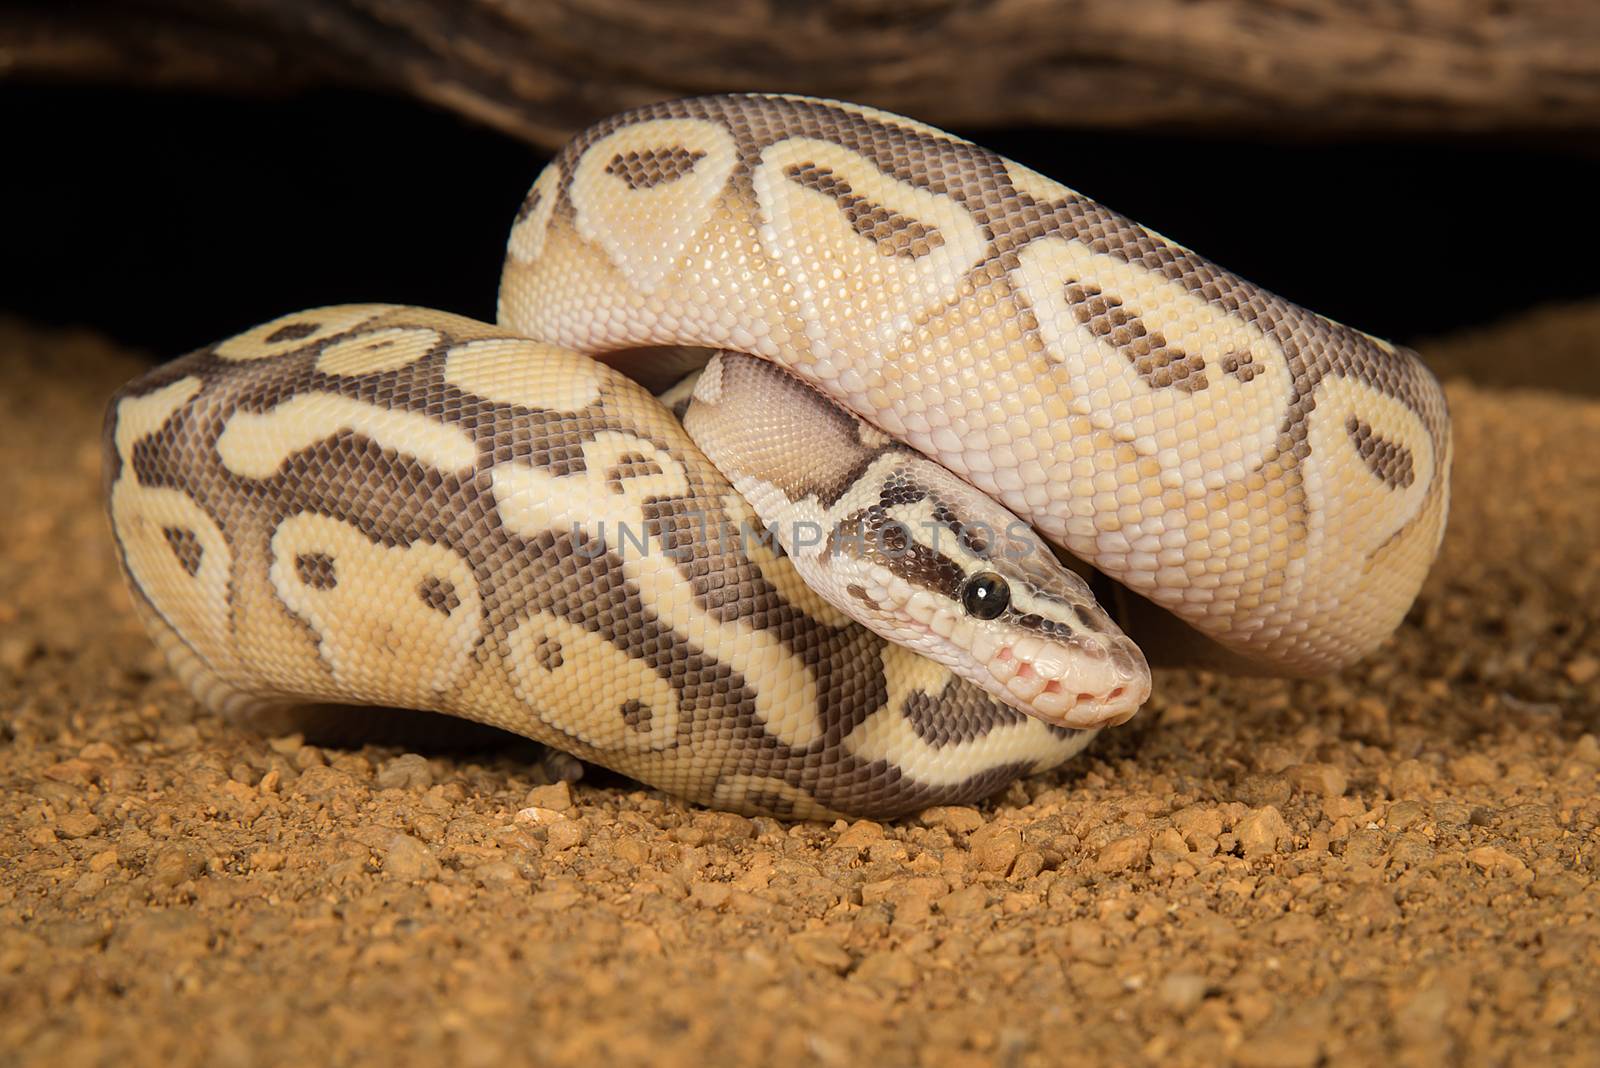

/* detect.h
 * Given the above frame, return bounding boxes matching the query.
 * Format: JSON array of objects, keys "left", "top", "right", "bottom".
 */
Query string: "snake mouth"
[
  {"left": 858, "top": 566, "right": 1151, "bottom": 729},
  {"left": 984, "top": 638, "right": 1151, "bottom": 730}
]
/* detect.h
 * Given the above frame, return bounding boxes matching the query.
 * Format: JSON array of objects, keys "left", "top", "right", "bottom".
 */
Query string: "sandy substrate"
[{"left": 2, "top": 309, "right": 1597, "bottom": 1067}]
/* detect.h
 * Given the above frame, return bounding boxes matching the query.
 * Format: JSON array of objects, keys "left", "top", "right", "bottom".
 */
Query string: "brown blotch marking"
[
  {"left": 605, "top": 147, "right": 707, "bottom": 190},
  {"left": 1072, "top": 603, "right": 1103, "bottom": 632},
  {"left": 265, "top": 322, "right": 320, "bottom": 345},
  {"left": 1220, "top": 351, "right": 1261, "bottom": 383},
  {"left": 899, "top": 681, "right": 1029, "bottom": 748},
  {"left": 929, "top": 498, "right": 989, "bottom": 555},
  {"left": 1063, "top": 281, "right": 1209, "bottom": 392},
  {"left": 1345, "top": 416, "right": 1416, "bottom": 489},
  {"left": 162, "top": 527, "right": 204, "bottom": 577},
  {"left": 738, "top": 788, "right": 800, "bottom": 820},
  {"left": 605, "top": 452, "right": 665, "bottom": 493},
  {"left": 294, "top": 552, "right": 338, "bottom": 590},
  {"left": 845, "top": 583, "right": 873, "bottom": 605},
  {"left": 418, "top": 575, "right": 461, "bottom": 615},
  {"left": 783, "top": 162, "right": 946, "bottom": 259},
  {"left": 830, "top": 505, "right": 965, "bottom": 598},
  {"left": 534, "top": 636, "right": 564, "bottom": 671},
  {"left": 620, "top": 699, "right": 652, "bottom": 731},
  {"left": 1015, "top": 611, "right": 1077, "bottom": 639},
  {"left": 514, "top": 187, "right": 543, "bottom": 222}
]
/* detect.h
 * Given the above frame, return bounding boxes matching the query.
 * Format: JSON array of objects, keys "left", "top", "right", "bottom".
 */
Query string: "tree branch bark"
[{"left": 6, "top": 0, "right": 1599, "bottom": 146}]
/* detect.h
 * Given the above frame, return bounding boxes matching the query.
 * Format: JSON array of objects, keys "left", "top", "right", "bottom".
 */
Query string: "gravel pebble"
[
  {"left": 1448, "top": 753, "right": 1500, "bottom": 785},
  {"left": 525, "top": 781, "right": 573, "bottom": 810},
  {"left": 1157, "top": 972, "right": 1211, "bottom": 1013},
  {"left": 1235, "top": 806, "right": 1291, "bottom": 857},
  {"left": 56, "top": 813, "right": 101, "bottom": 839},
  {"left": 1093, "top": 833, "right": 1150, "bottom": 872},
  {"left": 919, "top": 806, "right": 984, "bottom": 834},
  {"left": 1286, "top": 762, "right": 1348, "bottom": 797},
  {"left": 380, "top": 833, "right": 440, "bottom": 881},
  {"left": 376, "top": 753, "right": 433, "bottom": 790},
  {"left": 148, "top": 842, "right": 207, "bottom": 888},
  {"left": 970, "top": 824, "right": 1022, "bottom": 873}
]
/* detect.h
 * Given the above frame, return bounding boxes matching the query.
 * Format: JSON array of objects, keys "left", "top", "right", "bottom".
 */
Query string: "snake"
[{"left": 102, "top": 94, "right": 1450, "bottom": 820}]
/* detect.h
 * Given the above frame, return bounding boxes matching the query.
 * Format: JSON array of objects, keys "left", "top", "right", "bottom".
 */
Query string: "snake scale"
[{"left": 104, "top": 95, "right": 1450, "bottom": 819}]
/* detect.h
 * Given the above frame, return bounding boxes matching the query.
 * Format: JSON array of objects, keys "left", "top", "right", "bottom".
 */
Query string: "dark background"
[{"left": 4, "top": 84, "right": 1599, "bottom": 361}]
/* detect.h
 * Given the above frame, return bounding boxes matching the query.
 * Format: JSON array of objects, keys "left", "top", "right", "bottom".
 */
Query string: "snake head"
[
  {"left": 684, "top": 351, "right": 1152, "bottom": 731},
  {"left": 828, "top": 460, "right": 1152, "bottom": 730}
]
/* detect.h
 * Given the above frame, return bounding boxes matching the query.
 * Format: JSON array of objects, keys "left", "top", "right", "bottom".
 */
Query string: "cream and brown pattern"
[
  {"left": 501, "top": 93, "right": 1450, "bottom": 675},
  {"left": 105, "top": 307, "right": 1091, "bottom": 819},
  {"left": 106, "top": 95, "right": 1451, "bottom": 819}
]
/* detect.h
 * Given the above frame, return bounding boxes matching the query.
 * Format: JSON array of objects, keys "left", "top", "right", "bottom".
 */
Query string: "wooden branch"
[{"left": 6, "top": 0, "right": 1600, "bottom": 146}]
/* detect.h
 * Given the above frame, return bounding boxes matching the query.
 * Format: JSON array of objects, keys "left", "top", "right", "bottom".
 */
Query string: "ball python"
[{"left": 103, "top": 94, "right": 1450, "bottom": 819}]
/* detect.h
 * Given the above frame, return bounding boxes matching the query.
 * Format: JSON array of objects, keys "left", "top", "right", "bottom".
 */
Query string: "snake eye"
[{"left": 960, "top": 571, "right": 1011, "bottom": 620}]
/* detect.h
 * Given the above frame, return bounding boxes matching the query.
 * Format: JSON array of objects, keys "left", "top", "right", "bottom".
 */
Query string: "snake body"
[{"left": 104, "top": 95, "right": 1450, "bottom": 818}]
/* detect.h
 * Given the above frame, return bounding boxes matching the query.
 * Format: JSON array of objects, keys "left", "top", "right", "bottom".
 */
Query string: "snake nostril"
[{"left": 1108, "top": 686, "right": 1125, "bottom": 700}]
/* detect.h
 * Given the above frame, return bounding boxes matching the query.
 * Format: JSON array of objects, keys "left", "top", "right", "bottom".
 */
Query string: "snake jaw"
[
  {"left": 985, "top": 634, "right": 1151, "bottom": 729},
  {"left": 857, "top": 562, "right": 1151, "bottom": 729}
]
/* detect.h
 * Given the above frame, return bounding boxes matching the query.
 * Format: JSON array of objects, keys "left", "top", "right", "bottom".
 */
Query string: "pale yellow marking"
[
  {"left": 1003, "top": 159, "right": 1075, "bottom": 206},
  {"left": 112, "top": 376, "right": 202, "bottom": 463},
  {"left": 214, "top": 305, "right": 395, "bottom": 362},
  {"left": 570, "top": 118, "right": 738, "bottom": 293},
  {"left": 1014, "top": 236, "right": 1292, "bottom": 499},
  {"left": 314, "top": 327, "right": 441, "bottom": 376},
  {"left": 109, "top": 481, "right": 241, "bottom": 683},
  {"left": 502, "top": 187, "right": 787, "bottom": 362},
  {"left": 885, "top": 642, "right": 959, "bottom": 707},
  {"left": 490, "top": 431, "right": 825, "bottom": 749},
  {"left": 443, "top": 338, "right": 601, "bottom": 412},
  {"left": 1300, "top": 374, "right": 1438, "bottom": 651},
  {"left": 108, "top": 376, "right": 244, "bottom": 679},
  {"left": 268, "top": 513, "right": 480, "bottom": 703},
  {"left": 215, "top": 392, "right": 476, "bottom": 480},
  {"left": 504, "top": 610, "right": 682, "bottom": 753},
  {"left": 506, "top": 164, "right": 561, "bottom": 265},
  {"left": 1306, "top": 378, "right": 1435, "bottom": 553},
  {"left": 211, "top": 528, "right": 336, "bottom": 710},
  {"left": 752, "top": 137, "right": 988, "bottom": 369},
  {"left": 840, "top": 647, "right": 1094, "bottom": 785},
  {"left": 110, "top": 375, "right": 346, "bottom": 711}
]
